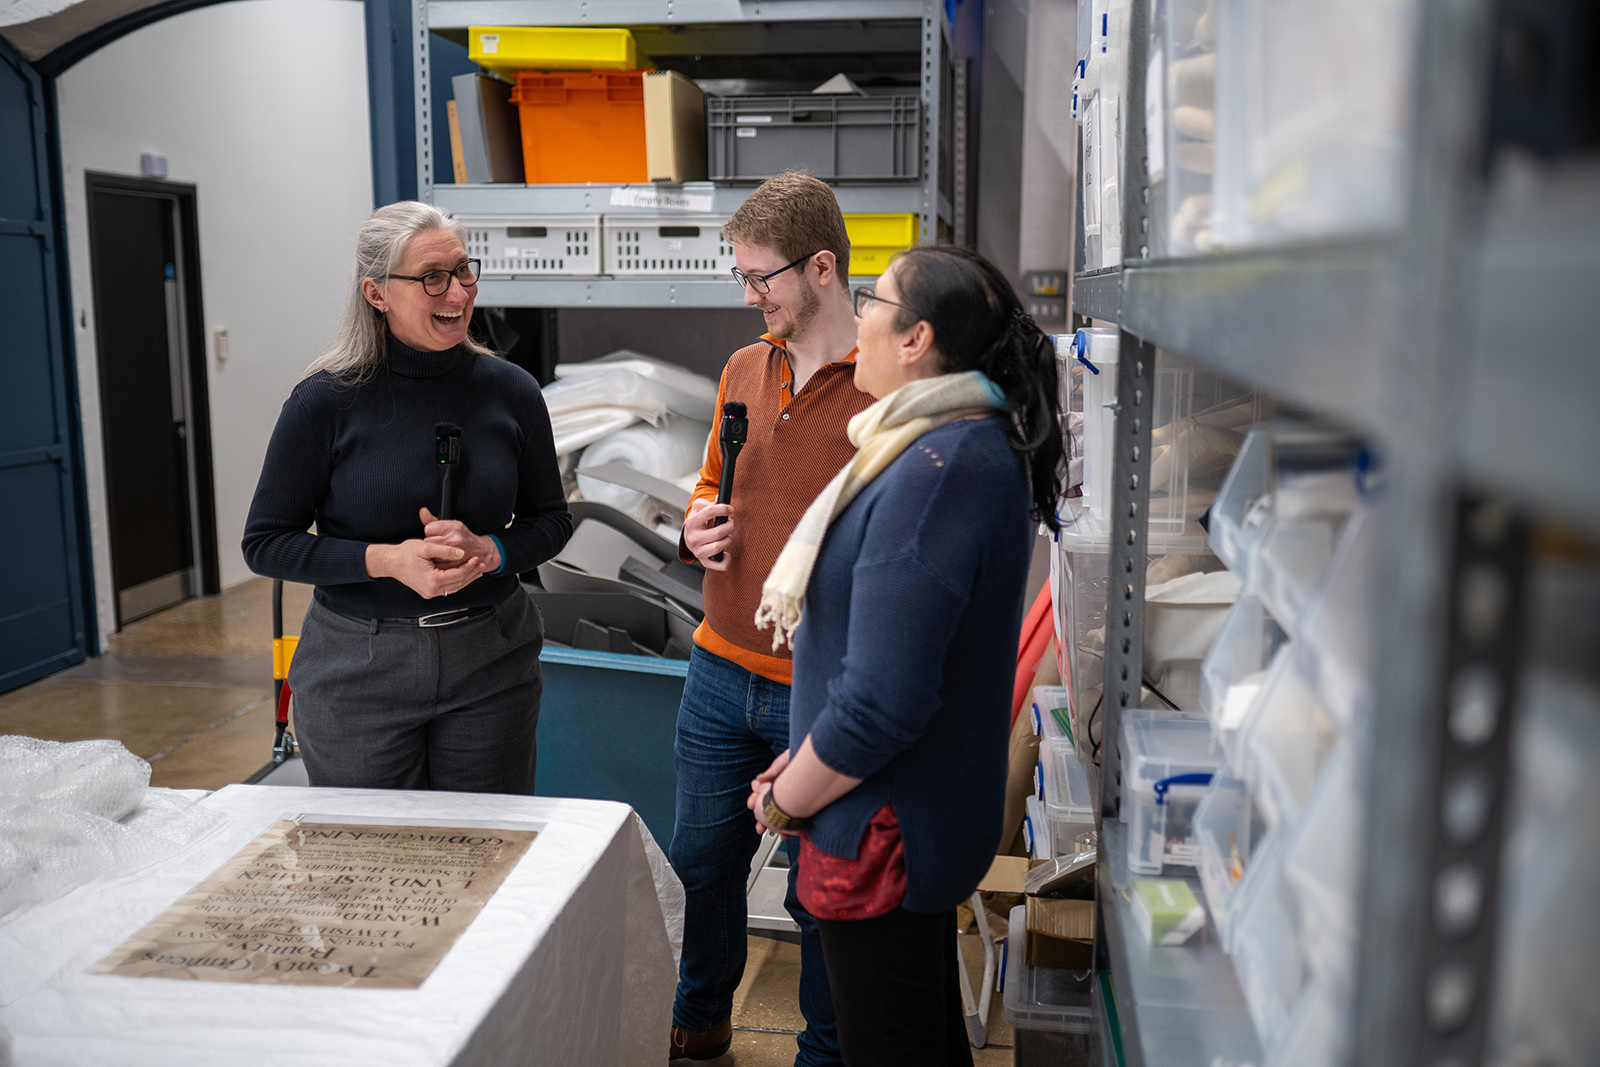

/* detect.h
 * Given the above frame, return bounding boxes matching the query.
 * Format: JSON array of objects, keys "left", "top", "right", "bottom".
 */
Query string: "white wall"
[{"left": 58, "top": 0, "right": 372, "bottom": 644}]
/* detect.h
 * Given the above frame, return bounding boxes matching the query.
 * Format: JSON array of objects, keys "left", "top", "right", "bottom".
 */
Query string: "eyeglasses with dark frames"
[
  {"left": 730, "top": 251, "right": 819, "bottom": 295},
  {"left": 852, "top": 286, "right": 918, "bottom": 319},
  {"left": 387, "top": 259, "right": 481, "bottom": 297}
]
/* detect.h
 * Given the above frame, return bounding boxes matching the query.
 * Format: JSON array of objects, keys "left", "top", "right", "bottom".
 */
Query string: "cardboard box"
[
  {"left": 977, "top": 855, "right": 1031, "bottom": 894},
  {"left": 1025, "top": 895, "right": 1095, "bottom": 969},
  {"left": 452, "top": 73, "right": 524, "bottom": 184},
  {"left": 644, "top": 71, "right": 707, "bottom": 183}
]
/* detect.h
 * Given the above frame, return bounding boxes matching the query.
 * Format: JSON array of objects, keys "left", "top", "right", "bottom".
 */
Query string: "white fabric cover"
[
  {"left": 0, "top": 784, "right": 684, "bottom": 1067},
  {"left": 575, "top": 417, "right": 710, "bottom": 517}
]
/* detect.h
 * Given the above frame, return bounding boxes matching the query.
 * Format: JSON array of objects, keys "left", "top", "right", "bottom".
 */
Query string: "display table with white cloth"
[{"left": 0, "top": 784, "right": 684, "bottom": 1067}]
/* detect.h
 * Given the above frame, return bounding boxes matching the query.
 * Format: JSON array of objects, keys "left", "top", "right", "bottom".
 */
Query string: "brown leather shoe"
[{"left": 669, "top": 1018, "right": 732, "bottom": 1062}]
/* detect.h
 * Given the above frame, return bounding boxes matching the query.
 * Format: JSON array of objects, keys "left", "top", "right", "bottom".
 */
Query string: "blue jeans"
[{"left": 669, "top": 646, "right": 840, "bottom": 1066}]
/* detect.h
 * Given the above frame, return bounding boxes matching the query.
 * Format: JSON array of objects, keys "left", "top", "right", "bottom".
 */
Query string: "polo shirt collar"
[{"left": 760, "top": 333, "right": 858, "bottom": 365}]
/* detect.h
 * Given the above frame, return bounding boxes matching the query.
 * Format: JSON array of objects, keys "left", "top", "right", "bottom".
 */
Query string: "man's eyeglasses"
[
  {"left": 731, "top": 251, "right": 818, "bottom": 295},
  {"left": 852, "top": 287, "right": 917, "bottom": 319},
  {"left": 387, "top": 259, "right": 481, "bottom": 297}
]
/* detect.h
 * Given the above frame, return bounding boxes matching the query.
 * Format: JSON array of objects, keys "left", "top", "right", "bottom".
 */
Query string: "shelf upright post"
[
  {"left": 1352, "top": 2, "right": 1506, "bottom": 1066},
  {"left": 1097, "top": 0, "right": 1153, "bottom": 820},
  {"left": 412, "top": 0, "right": 433, "bottom": 206},
  {"left": 919, "top": 3, "right": 943, "bottom": 244}
]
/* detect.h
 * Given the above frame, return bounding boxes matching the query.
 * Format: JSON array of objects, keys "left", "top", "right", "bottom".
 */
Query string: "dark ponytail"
[{"left": 889, "top": 246, "right": 1064, "bottom": 531}]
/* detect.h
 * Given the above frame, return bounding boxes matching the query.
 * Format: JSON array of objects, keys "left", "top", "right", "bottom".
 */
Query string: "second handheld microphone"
[{"left": 710, "top": 402, "right": 748, "bottom": 563}]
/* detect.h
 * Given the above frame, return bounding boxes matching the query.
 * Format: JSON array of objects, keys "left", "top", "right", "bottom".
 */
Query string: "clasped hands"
[{"left": 364, "top": 507, "right": 502, "bottom": 599}]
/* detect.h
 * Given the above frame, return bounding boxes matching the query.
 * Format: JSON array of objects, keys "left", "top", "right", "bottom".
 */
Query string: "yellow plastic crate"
[
  {"left": 844, "top": 213, "right": 918, "bottom": 276},
  {"left": 468, "top": 27, "right": 641, "bottom": 76}
]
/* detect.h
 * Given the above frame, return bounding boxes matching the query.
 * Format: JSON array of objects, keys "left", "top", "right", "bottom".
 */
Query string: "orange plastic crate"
[{"left": 510, "top": 71, "right": 649, "bottom": 184}]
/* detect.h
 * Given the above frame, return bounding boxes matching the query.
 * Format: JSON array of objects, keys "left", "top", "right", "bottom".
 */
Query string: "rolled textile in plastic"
[
  {"left": 577, "top": 417, "right": 712, "bottom": 518},
  {"left": 554, "top": 350, "right": 719, "bottom": 421}
]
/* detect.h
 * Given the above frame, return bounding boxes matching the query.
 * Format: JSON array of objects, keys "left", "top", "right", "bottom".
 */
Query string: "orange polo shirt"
[{"left": 680, "top": 335, "right": 872, "bottom": 685}]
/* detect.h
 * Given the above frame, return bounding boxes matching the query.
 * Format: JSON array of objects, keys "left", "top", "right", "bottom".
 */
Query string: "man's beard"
[{"left": 772, "top": 276, "right": 822, "bottom": 339}]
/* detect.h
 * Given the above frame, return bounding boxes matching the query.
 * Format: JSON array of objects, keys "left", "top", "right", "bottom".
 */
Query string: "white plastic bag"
[{"left": 0, "top": 737, "right": 221, "bottom": 921}]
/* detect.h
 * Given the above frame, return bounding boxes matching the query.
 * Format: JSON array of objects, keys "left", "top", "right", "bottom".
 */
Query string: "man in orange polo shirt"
[{"left": 668, "top": 173, "right": 872, "bottom": 1065}]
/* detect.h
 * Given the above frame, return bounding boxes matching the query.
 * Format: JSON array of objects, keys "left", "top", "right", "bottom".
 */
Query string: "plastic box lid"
[
  {"left": 1031, "top": 685, "right": 1073, "bottom": 746},
  {"left": 1122, "top": 711, "right": 1222, "bottom": 789},
  {"left": 1040, "top": 742, "right": 1096, "bottom": 828},
  {"left": 1003, "top": 905, "right": 1095, "bottom": 1033},
  {"left": 1023, "top": 794, "right": 1054, "bottom": 859}
]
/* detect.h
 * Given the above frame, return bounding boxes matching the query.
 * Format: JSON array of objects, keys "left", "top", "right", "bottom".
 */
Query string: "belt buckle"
[{"left": 417, "top": 607, "right": 471, "bottom": 628}]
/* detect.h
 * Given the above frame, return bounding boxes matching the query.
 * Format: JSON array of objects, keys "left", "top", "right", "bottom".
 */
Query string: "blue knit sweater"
[{"left": 789, "top": 415, "right": 1034, "bottom": 913}]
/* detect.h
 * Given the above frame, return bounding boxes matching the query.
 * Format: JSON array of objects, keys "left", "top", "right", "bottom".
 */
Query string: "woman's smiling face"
[{"left": 365, "top": 227, "right": 476, "bottom": 352}]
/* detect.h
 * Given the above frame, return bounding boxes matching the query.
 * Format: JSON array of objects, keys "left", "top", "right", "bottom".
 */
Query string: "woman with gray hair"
[{"left": 242, "top": 200, "right": 572, "bottom": 793}]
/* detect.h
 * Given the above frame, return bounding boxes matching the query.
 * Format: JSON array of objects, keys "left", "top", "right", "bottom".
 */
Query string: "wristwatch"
[{"left": 761, "top": 787, "right": 807, "bottom": 833}]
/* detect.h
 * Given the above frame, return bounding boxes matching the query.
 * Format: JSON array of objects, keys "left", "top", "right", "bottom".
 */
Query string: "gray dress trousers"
[{"left": 287, "top": 585, "right": 545, "bottom": 794}]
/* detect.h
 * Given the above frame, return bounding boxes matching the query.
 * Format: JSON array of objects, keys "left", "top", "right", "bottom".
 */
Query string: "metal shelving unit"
[
  {"left": 1072, "top": 2, "right": 1600, "bottom": 1067},
  {"left": 412, "top": 0, "right": 960, "bottom": 308}
]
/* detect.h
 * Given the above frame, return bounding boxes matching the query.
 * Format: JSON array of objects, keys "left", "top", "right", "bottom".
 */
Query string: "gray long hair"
[{"left": 307, "top": 200, "right": 494, "bottom": 383}]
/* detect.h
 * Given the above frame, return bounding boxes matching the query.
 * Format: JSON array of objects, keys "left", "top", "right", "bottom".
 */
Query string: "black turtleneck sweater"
[{"left": 242, "top": 338, "right": 572, "bottom": 619}]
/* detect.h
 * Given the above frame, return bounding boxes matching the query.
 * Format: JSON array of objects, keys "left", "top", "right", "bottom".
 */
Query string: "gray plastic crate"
[{"left": 707, "top": 94, "right": 922, "bottom": 181}]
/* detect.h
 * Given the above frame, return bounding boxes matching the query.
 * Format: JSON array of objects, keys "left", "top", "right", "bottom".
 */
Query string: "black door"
[
  {"left": 0, "top": 40, "right": 91, "bottom": 692},
  {"left": 86, "top": 179, "right": 210, "bottom": 625}
]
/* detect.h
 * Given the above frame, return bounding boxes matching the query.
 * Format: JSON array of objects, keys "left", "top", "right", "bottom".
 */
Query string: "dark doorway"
[{"left": 86, "top": 173, "right": 218, "bottom": 626}]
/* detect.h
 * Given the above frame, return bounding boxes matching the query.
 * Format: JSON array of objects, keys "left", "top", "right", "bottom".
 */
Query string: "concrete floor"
[{"left": 0, "top": 578, "right": 1017, "bottom": 1065}]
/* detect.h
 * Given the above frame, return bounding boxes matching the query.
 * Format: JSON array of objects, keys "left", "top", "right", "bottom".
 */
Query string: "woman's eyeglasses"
[
  {"left": 388, "top": 259, "right": 481, "bottom": 297},
  {"left": 852, "top": 287, "right": 917, "bottom": 319},
  {"left": 731, "top": 251, "right": 818, "bottom": 295}
]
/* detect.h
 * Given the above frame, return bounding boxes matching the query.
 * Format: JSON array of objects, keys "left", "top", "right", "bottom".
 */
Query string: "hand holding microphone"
[
  {"left": 684, "top": 402, "right": 747, "bottom": 570},
  {"left": 420, "top": 424, "right": 501, "bottom": 576}
]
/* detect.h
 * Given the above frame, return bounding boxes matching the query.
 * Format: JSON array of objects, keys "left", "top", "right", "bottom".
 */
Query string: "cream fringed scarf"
[{"left": 754, "top": 370, "right": 1007, "bottom": 651}]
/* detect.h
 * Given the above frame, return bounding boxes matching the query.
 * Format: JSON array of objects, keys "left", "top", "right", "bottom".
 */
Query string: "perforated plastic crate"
[
  {"left": 459, "top": 215, "right": 601, "bottom": 276},
  {"left": 603, "top": 214, "right": 734, "bottom": 276}
]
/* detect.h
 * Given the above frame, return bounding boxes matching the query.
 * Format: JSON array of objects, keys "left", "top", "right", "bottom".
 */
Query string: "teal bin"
[{"left": 534, "top": 646, "right": 687, "bottom": 849}]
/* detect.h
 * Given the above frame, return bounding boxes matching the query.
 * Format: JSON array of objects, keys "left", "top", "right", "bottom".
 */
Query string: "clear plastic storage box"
[
  {"left": 1121, "top": 711, "right": 1223, "bottom": 875},
  {"left": 1037, "top": 741, "right": 1097, "bottom": 855},
  {"left": 1210, "top": 0, "right": 1419, "bottom": 249},
  {"left": 1080, "top": 346, "right": 1265, "bottom": 539},
  {"left": 1192, "top": 770, "right": 1271, "bottom": 949},
  {"left": 1003, "top": 905, "right": 1095, "bottom": 1033},
  {"left": 1056, "top": 502, "right": 1214, "bottom": 768},
  {"left": 1152, "top": 0, "right": 1218, "bottom": 255},
  {"left": 1281, "top": 733, "right": 1361, "bottom": 986},
  {"left": 1243, "top": 644, "right": 1340, "bottom": 833},
  {"left": 1199, "top": 594, "right": 1288, "bottom": 766},
  {"left": 1206, "top": 424, "right": 1363, "bottom": 635},
  {"left": 1022, "top": 794, "right": 1054, "bottom": 859},
  {"left": 1030, "top": 685, "right": 1073, "bottom": 750},
  {"left": 1227, "top": 836, "right": 1305, "bottom": 1058}
]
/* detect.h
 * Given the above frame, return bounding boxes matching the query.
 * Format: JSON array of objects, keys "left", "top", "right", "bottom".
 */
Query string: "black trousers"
[
  {"left": 815, "top": 907, "right": 975, "bottom": 1067},
  {"left": 289, "top": 586, "right": 544, "bottom": 793}
]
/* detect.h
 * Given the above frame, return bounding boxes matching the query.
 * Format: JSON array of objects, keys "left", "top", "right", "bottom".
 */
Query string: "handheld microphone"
[
  {"left": 435, "top": 423, "right": 462, "bottom": 521},
  {"left": 710, "top": 402, "right": 748, "bottom": 563}
]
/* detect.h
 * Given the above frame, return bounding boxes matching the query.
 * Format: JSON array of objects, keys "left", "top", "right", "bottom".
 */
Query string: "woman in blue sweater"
[{"left": 746, "top": 246, "right": 1063, "bottom": 1065}]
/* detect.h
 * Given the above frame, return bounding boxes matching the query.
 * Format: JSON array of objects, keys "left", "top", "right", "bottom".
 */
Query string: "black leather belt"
[{"left": 381, "top": 604, "right": 496, "bottom": 629}]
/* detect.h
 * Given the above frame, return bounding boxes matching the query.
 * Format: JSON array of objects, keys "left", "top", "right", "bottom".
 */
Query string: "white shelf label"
[{"left": 608, "top": 186, "right": 714, "bottom": 213}]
